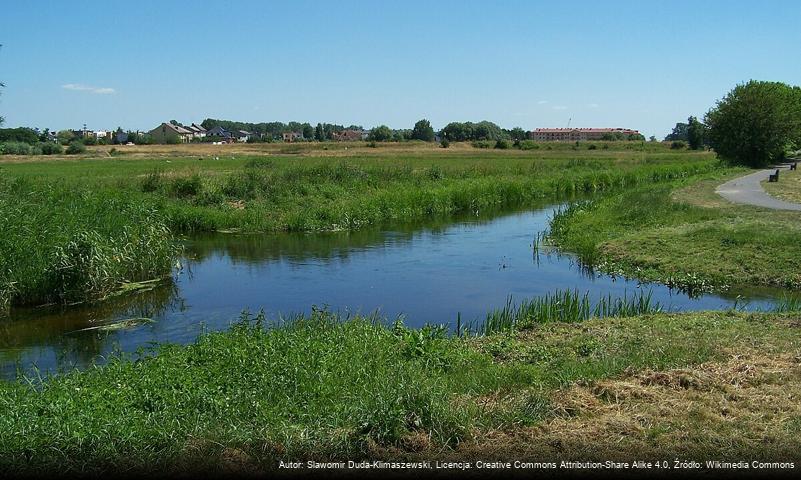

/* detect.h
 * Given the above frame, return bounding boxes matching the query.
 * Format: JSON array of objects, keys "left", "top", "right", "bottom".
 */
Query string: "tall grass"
[
  {"left": 478, "top": 289, "right": 662, "bottom": 335},
  {"left": 772, "top": 294, "right": 801, "bottom": 313},
  {"left": 152, "top": 156, "right": 720, "bottom": 233},
  {"left": 0, "top": 178, "right": 178, "bottom": 312}
]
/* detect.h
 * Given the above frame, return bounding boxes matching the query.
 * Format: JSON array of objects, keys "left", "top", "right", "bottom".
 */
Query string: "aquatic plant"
[{"left": 478, "top": 289, "right": 662, "bottom": 335}]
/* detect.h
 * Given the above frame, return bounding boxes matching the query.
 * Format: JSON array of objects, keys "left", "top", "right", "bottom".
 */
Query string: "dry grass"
[
  {"left": 373, "top": 349, "right": 801, "bottom": 462},
  {"left": 763, "top": 167, "right": 801, "bottom": 204}
]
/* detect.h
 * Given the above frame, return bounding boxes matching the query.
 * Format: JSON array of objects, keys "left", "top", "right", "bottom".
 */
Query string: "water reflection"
[{"left": 0, "top": 199, "right": 792, "bottom": 380}]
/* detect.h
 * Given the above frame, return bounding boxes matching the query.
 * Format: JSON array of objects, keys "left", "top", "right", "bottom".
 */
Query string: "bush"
[
  {"left": 1, "top": 141, "right": 32, "bottom": 155},
  {"left": 40, "top": 142, "right": 63, "bottom": 155},
  {"left": 141, "top": 170, "right": 163, "bottom": 193},
  {"left": 494, "top": 139, "right": 510, "bottom": 149},
  {"left": 65, "top": 141, "right": 86, "bottom": 155},
  {"left": 440, "top": 138, "right": 450, "bottom": 148},
  {"left": 587, "top": 144, "right": 598, "bottom": 150},
  {"left": 519, "top": 140, "right": 539, "bottom": 150},
  {"left": 471, "top": 140, "right": 493, "bottom": 149},
  {"left": 670, "top": 141, "right": 687, "bottom": 150},
  {"left": 169, "top": 174, "right": 203, "bottom": 197},
  {"left": 367, "top": 141, "right": 377, "bottom": 148}
]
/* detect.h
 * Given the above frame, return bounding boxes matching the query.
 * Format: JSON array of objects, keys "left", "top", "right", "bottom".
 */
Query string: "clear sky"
[{"left": 1, "top": 0, "right": 799, "bottom": 138}]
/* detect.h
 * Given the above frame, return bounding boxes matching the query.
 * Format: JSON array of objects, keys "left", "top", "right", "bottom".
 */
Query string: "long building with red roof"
[{"left": 530, "top": 127, "right": 640, "bottom": 141}]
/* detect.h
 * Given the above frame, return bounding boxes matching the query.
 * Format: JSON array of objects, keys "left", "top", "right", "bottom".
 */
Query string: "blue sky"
[{"left": 1, "top": 0, "right": 799, "bottom": 138}]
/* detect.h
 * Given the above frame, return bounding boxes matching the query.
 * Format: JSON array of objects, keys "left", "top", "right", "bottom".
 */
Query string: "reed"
[{"left": 478, "top": 289, "right": 662, "bottom": 335}]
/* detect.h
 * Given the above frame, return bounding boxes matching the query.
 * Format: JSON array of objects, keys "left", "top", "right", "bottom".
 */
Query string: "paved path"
[{"left": 715, "top": 163, "right": 801, "bottom": 211}]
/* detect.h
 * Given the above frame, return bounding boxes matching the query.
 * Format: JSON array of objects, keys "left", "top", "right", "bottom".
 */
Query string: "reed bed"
[
  {"left": 0, "top": 178, "right": 178, "bottom": 312},
  {"left": 477, "top": 289, "right": 662, "bottom": 335}
]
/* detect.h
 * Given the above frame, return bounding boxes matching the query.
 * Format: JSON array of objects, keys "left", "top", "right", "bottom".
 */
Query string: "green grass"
[
  {"left": 0, "top": 177, "right": 178, "bottom": 313},
  {"left": 0, "top": 146, "right": 718, "bottom": 311},
  {"left": 477, "top": 289, "right": 662, "bottom": 335},
  {"left": 1, "top": 303, "right": 799, "bottom": 474},
  {"left": 547, "top": 171, "right": 801, "bottom": 292}
]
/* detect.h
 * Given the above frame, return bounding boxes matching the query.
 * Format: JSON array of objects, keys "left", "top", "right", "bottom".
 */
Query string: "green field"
[
  {"left": 2, "top": 307, "right": 799, "bottom": 474},
  {"left": 547, "top": 170, "right": 801, "bottom": 293},
  {"left": 0, "top": 142, "right": 716, "bottom": 311},
  {"left": 3, "top": 142, "right": 801, "bottom": 474}
]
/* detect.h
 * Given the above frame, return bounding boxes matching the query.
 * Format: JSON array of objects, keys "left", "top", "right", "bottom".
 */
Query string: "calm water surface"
[{"left": 0, "top": 200, "right": 788, "bottom": 379}]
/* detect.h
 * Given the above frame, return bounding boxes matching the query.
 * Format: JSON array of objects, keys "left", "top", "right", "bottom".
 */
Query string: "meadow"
[
  {"left": 0, "top": 142, "right": 716, "bottom": 311},
  {"left": 547, "top": 169, "right": 801, "bottom": 293},
  {"left": 2, "top": 142, "right": 801, "bottom": 474},
  {"left": 1, "top": 304, "right": 799, "bottom": 474}
]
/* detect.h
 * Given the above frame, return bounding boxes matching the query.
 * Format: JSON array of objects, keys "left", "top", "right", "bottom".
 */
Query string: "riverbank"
[
  {"left": 1, "top": 307, "right": 799, "bottom": 475},
  {"left": 0, "top": 144, "right": 716, "bottom": 311},
  {"left": 547, "top": 169, "right": 801, "bottom": 293}
]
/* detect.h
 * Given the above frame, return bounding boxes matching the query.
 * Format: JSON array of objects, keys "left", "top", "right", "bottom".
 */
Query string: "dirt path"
[{"left": 715, "top": 163, "right": 801, "bottom": 211}]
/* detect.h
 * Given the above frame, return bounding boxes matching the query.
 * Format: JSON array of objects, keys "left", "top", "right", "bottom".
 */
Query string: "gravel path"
[{"left": 715, "top": 163, "right": 801, "bottom": 211}]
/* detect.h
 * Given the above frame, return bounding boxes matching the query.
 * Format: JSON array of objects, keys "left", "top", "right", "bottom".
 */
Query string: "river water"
[{"left": 0, "top": 199, "right": 788, "bottom": 379}]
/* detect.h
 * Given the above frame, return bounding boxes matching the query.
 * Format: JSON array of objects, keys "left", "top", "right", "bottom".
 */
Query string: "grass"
[
  {"left": 0, "top": 177, "right": 178, "bottom": 313},
  {"left": 763, "top": 163, "right": 801, "bottom": 204},
  {"left": 478, "top": 289, "right": 662, "bottom": 335},
  {"left": 1, "top": 303, "right": 799, "bottom": 474},
  {"left": 547, "top": 169, "right": 801, "bottom": 293},
  {"left": 0, "top": 143, "right": 718, "bottom": 311}
]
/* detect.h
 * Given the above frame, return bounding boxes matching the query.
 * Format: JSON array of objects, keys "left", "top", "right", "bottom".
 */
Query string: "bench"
[{"left": 768, "top": 169, "right": 780, "bottom": 182}]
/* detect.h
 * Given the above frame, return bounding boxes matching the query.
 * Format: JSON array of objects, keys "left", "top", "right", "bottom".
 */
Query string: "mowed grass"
[
  {"left": 1, "top": 306, "right": 799, "bottom": 474},
  {"left": 0, "top": 144, "right": 717, "bottom": 311},
  {"left": 547, "top": 170, "right": 801, "bottom": 292}
]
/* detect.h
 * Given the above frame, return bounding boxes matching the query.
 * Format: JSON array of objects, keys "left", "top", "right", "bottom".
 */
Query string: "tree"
[
  {"left": 687, "top": 116, "right": 706, "bottom": 150},
  {"left": 664, "top": 122, "right": 689, "bottom": 142},
  {"left": 509, "top": 127, "right": 528, "bottom": 141},
  {"left": 301, "top": 123, "right": 314, "bottom": 140},
  {"left": 57, "top": 130, "right": 76, "bottom": 144},
  {"left": 314, "top": 123, "right": 325, "bottom": 141},
  {"left": 705, "top": 80, "right": 801, "bottom": 167},
  {"left": 367, "top": 125, "right": 393, "bottom": 142},
  {"left": 411, "top": 119, "right": 435, "bottom": 141}
]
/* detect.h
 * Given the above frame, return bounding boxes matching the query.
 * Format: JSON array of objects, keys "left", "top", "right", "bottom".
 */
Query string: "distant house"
[
  {"left": 529, "top": 128, "right": 641, "bottom": 142},
  {"left": 148, "top": 122, "right": 194, "bottom": 143},
  {"left": 205, "top": 126, "right": 229, "bottom": 137},
  {"left": 332, "top": 129, "right": 365, "bottom": 141},
  {"left": 282, "top": 131, "right": 302, "bottom": 142},
  {"left": 233, "top": 130, "right": 253, "bottom": 142},
  {"left": 185, "top": 123, "right": 207, "bottom": 139}
]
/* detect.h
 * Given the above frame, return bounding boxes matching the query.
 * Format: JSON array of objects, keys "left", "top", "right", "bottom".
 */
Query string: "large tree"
[
  {"left": 705, "top": 80, "right": 801, "bottom": 167},
  {"left": 411, "top": 119, "right": 435, "bottom": 141}
]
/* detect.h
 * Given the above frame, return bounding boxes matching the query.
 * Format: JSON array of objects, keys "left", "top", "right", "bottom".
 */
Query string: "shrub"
[
  {"left": 587, "top": 144, "right": 598, "bottom": 150},
  {"left": 169, "top": 174, "right": 203, "bottom": 197},
  {"left": 65, "top": 141, "right": 86, "bottom": 155},
  {"left": 367, "top": 141, "right": 377, "bottom": 148},
  {"left": 494, "top": 139, "right": 510, "bottom": 149},
  {"left": 40, "top": 142, "right": 63, "bottom": 155},
  {"left": 440, "top": 138, "right": 450, "bottom": 148},
  {"left": 519, "top": 140, "right": 539, "bottom": 150},
  {"left": 670, "top": 141, "right": 687, "bottom": 150},
  {"left": 471, "top": 140, "right": 493, "bottom": 149},
  {"left": 1, "top": 141, "right": 32, "bottom": 155},
  {"left": 141, "top": 170, "right": 163, "bottom": 193}
]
